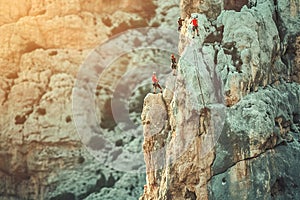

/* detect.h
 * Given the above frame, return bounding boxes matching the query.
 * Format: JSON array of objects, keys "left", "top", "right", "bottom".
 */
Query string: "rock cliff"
[{"left": 140, "top": 0, "right": 300, "bottom": 199}]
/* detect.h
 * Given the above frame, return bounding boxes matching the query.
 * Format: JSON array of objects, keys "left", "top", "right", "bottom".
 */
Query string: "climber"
[
  {"left": 177, "top": 17, "right": 185, "bottom": 31},
  {"left": 248, "top": 0, "right": 257, "bottom": 8},
  {"left": 152, "top": 72, "right": 163, "bottom": 94},
  {"left": 190, "top": 16, "right": 199, "bottom": 39},
  {"left": 198, "top": 107, "right": 210, "bottom": 136},
  {"left": 170, "top": 54, "right": 177, "bottom": 76}
]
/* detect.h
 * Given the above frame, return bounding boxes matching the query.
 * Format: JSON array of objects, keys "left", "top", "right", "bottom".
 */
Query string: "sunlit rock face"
[
  {"left": 140, "top": 0, "right": 300, "bottom": 200},
  {"left": 180, "top": 0, "right": 249, "bottom": 19},
  {"left": 0, "top": 0, "right": 180, "bottom": 199}
]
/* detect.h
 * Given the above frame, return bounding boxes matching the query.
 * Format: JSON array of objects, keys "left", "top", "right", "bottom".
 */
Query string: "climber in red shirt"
[
  {"left": 152, "top": 72, "right": 162, "bottom": 94},
  {"left": 190, "top": 16, "right": 199, "bottom": 38}
]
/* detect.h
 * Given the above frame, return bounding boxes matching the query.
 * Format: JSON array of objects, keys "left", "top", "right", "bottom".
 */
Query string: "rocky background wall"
[
  {"left": 0, "top": 0, "right": 180, "bottom": 199},
  {"left": 140, "top": 0, "right": 300, "bottom": 200}
]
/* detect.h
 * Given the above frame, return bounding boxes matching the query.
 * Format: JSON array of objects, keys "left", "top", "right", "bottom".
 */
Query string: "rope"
[{"left": 193, "top": 49, "right": 206, "bottom": 107}]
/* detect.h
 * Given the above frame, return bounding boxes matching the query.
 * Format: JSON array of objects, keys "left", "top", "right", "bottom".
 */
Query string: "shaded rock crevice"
[
  {"left": 208, "top": 142, "right": 300, "bottom": 200},
  {"left": 210, "top": 132, "right": 292, "bottom": 180}
]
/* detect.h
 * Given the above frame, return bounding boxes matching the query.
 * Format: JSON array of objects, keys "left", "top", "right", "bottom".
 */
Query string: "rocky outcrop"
[
  {"left": 140, "top": 0, "right": 300, "bottom": 199},
  {"left": 210, "top": 82, "right": 300, "bottom": 199},
  {"left": 141, "top": 83, "right": 300, "bottom": 200},
  {"left": 179, "top": 0, "right": 289, "bottom": 106},
  {"left": 216, "top": 2, "right": 284, "bottom": 106},
  {"left": 180, "top": 0, "right": 250, "bottom": 19}
]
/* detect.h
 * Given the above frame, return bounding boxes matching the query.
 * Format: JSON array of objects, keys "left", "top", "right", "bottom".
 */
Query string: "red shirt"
[
  {"left": 191, "top": 18, "right": 198, "bottom": 26},
  {"left": 152, "top": 74, "right": 158, "bottom": 83}
]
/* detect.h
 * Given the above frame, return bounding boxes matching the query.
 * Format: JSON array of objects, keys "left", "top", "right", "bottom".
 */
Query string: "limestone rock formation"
[
  {"left": 180, "top": 0, "right": 250, "bottom": 19},
  {"left": 140, "top": 0, "right": 300, "bottom": 199},
  {"left": 210, "top": 83, "right": 300, "bottom": 200}
]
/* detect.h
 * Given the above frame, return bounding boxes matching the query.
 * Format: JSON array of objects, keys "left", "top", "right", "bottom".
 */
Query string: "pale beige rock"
[{"left": 0, "top": 0, "right": 179, "bottom": 199}]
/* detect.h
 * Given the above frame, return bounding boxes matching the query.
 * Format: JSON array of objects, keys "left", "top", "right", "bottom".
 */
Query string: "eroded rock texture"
[
  {"left": 140, "top": 0, "right": 300, "bottom": 200},
  {"left": 0, "top": 0, "right": 179, "bottom": 199}
]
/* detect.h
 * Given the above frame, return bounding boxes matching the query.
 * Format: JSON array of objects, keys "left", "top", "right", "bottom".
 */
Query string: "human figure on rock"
[
  {"left": 190, "top": 16, "right": 199, "bottom": 39},
  {"left": 177, "top": 17, "right": 185, "bottom": 32},
  {"left": 248, "top": 0, "right": 257, "bottom": 8},
  {"left": 199, "top": 107, "right": 210, "bottom": 136},
  {"left": 170, "top": 54, "right": 177, "bottom": 76},
  {"left": 152, "top": 72, "right": 163, "bottom": 94}
]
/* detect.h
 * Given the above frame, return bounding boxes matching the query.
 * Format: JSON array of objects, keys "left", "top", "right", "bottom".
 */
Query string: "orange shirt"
[{"left": 152, "top": 74, "right": 158, "bottom": 83}]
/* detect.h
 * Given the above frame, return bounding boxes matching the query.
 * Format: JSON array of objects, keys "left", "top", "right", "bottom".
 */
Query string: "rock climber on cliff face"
[
  {"left": 177, "top": 17, "right": 185, "bottom": 31},
  {"left": 191, "top": 16, "right": 199, "bottom": 38},
  {"left": 152, "top": 72, "right": 163, "bottom": 94},
  {"left": 170, "top": 54, "right": 177, "bottom": 76}
]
